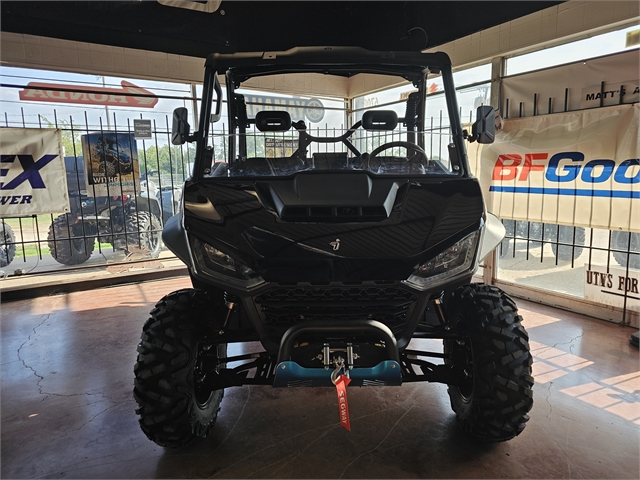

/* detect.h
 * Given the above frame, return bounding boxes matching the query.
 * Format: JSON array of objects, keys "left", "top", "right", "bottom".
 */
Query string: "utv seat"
[
  {"left": 228, "top": 110, "right": 306, "bottom": 176},
  {"left": 255, "top": 110, "right": 292, "bottom": 132},
  {"left": 362, "top": 110, "right": 398, "bottom": 131}
]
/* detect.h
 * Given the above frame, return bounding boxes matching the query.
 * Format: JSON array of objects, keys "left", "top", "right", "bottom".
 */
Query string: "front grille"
[{"left": 253, "top": 284, "right": 418, "bottom": 338}]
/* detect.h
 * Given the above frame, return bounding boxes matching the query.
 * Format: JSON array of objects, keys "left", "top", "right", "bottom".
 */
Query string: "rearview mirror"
[
  {"left": 471, "top": 105, "right": 495, "bottom": 144},
  {"left": 172, "top": 107, "right": 191, "bottom": 145}
]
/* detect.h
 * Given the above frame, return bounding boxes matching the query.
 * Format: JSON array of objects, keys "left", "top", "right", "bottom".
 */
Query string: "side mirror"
[
  {"left": 172, "top": 107, "right": 191, "bottom": 145},
  {"left": 471, "top": 105, "right": 495, "bottom": 144}
]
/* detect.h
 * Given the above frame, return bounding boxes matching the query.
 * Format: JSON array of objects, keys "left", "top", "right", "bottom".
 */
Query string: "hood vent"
[{"left": 256, "top": 173, "right": 408, "bottom": 223}]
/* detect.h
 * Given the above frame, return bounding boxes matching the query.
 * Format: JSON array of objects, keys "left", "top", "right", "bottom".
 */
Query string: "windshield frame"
[{"left": 191, "top": 48, "right": 468, "bottom": 181}]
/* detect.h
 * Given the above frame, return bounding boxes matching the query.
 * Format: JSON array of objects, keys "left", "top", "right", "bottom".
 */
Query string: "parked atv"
[
  {"left": 47, "top": 156, "right": 163, "bottom": 265},
  {"left": 134, "top": 47, "right": 534, "bottom": 448}
]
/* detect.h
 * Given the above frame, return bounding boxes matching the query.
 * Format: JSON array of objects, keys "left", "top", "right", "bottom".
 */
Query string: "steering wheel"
[{"left": 367, "top": 141, "right": 429, "bottom": 173}]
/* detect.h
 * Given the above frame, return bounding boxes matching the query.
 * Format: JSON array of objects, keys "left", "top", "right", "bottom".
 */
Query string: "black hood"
[{"left": 183, "top": 172, "right": 484, "bottom": 284}]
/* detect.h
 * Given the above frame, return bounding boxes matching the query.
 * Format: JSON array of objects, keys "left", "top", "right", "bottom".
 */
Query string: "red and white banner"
[
  {"left": 0, "top": 128, "right": 70, "bottom": 216},
  {"left": 19, "top": 81, "right": 158, "bottom": 108},
  {"left": 468, "top": 104, "right": 640, "bottom": 232}
]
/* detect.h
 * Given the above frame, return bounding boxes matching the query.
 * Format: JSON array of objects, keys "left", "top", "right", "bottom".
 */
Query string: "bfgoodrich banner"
[
  {"left": 0, "top": 128, "right": 70, "bottom": 216},
  {"left": 468, "top": 104, "right": 639, "bottom": 232}
]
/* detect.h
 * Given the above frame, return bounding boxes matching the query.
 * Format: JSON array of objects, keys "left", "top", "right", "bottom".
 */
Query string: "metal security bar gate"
[
  {"left": 495, "top": 76, "right": 639, "bottom": 326},
  {"left": 1, "top": 108, "right": 193, "bottom": 276}
]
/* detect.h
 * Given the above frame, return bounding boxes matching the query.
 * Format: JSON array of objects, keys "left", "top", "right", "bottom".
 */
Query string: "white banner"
[
  {"left": 467, "top": 104, "right": 640, "bottom": 232},
  {"left": 0, "top": 128, "right": 70, "bottom": 216},
  {"left": 501, "top": 49, "right": 639, "bottom": 118},
  {"left": 585, "top": 264, "right": 640, "bottom": 312}
]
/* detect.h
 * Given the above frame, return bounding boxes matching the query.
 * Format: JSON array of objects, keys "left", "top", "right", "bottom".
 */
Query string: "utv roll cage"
[{"left": 174, "top": 47, "right": 480, "bottom": 180}]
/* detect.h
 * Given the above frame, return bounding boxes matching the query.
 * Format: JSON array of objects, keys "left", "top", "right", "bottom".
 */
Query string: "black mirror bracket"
[
  {"left": 467, "top": 106, "right": 495, "bottom": 144},
  {"left": 172, "top": 129, "right": 197, "bottom": 145},
  {"left": 462, "top": 128, "right": 478, "bottom": 143}
]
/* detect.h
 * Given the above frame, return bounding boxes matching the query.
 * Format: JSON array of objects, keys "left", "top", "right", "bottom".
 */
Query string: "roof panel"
[{"left": 0, "top": 1, "right": 564, "bottom": 58}]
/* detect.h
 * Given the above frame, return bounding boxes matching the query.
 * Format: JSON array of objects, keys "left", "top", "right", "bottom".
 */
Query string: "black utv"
[{"left": 134, "top": 47, "right": 533, "bottom": 448}]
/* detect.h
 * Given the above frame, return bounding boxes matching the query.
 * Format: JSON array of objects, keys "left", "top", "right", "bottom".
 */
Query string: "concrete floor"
[{"left": 1, "top": 277, "right": 638, "bottom": 479}]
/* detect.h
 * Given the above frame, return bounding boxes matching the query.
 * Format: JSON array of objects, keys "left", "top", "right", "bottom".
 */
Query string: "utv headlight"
[
  {"left": 404, "top": 231, "right": 479, "bottom": 290},
  {"left": 191, "top": 237, "right": 265, "bottom": 288}
]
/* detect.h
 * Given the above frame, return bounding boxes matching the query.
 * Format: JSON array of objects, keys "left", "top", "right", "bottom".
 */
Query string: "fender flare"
[
  {"left": 478, "top": 213, "right": 506, "bottom": 262},
  {"left": 162, "top": 214, "right": 193, "bottom": 268}
]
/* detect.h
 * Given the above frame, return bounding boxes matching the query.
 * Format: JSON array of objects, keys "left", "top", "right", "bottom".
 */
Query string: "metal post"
[
  {"left": 483, "top": 56, "right": 505, "bottom": 286},
  {"left": 102, "top": 76, "right": 111, "bottom": 130},
  {"left": 191, "top": 83, "right": 200, "bottom": 127},
  {"left": 490, "top": 56, "right": 505, "bottom": 110}
]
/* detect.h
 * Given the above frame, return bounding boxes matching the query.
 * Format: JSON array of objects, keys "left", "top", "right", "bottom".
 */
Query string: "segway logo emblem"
[{"left": 330, "top": 239, "right": 340, "bottom": 251}]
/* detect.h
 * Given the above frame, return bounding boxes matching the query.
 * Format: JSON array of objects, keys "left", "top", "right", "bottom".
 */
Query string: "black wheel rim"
[
  {"left": 194, "top": 339, "right": 221, "bottom": 408},
  {"left": 69, "top": 225, "right": 87, "bottom": 253},
  {"left": 0, "top": 234, "right": 9, "bottom": 256},
  {"left": 140, "top": 219, "right": 160, "bottom": 252},
  {"left": 447, "top": 331, "right": 474, "bottom": 400}
]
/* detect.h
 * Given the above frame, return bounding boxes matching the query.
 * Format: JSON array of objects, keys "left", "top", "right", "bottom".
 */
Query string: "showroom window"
[
  {"left": 1, "top": 66, "right": 197, "bottom": 179},
  {"left": 506, "top": 24, "right": 640, "bottom": 75},
  {"left": 0, "top": 66, "right": 199, "bottom": 273}
]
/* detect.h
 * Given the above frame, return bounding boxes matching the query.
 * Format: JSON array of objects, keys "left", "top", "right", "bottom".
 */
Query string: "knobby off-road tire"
[
  {"left": 0, "top": 221, "right": 16, "bottom": 267},
  {"left": 134, "top": 289, "right": 227, "bottom": 448},
  {"left": 445, "top": 284, "right": 534, "bottom": 442},
  {"left": 611, "top": 231, "right": 640, "bottom": 269},
  {"left": 47, "top": 215, "right": 95, "bottom": 265},
  {"left": 125, "top": 211, "right": 162, "bottom": 258}
]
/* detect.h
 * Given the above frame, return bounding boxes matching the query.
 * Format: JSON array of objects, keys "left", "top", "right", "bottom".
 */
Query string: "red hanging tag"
[{"left": 334, "top": 374, "right": 352, "bottom": 431}]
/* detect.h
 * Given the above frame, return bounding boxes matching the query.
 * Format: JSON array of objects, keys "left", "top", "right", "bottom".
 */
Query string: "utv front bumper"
[
  {"left": 273, "top": 320, "right": 402, "bottom": 387},
  {"left": 199, "top": 281, "right": 470, "bottom": 391}
]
